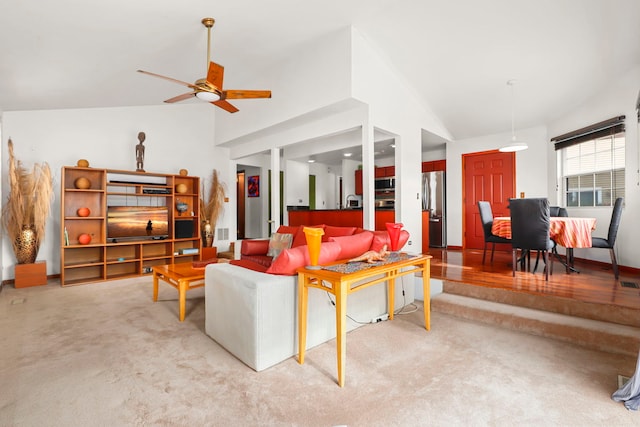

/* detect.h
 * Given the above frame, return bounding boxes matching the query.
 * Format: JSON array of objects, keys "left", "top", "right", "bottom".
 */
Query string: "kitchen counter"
[{"left": 288, "top": 209, "right": 396, "bottom": 231}]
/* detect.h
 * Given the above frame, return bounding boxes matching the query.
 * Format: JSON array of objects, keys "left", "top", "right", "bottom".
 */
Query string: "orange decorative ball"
[
  {"left": 74, "top": 177, "right": 91, "bottom": 189},
  {"left": 77, "top": 207, "right": 91, "bottom": 217},
  {"left": 77, "top": 159, "right": 90, "bottom": 167},
  {"left": 176, "top": 183, "right": 188, "bottom": 194},
  {"left": 78, "top": 233, "right": 92, "bottom": 245}
]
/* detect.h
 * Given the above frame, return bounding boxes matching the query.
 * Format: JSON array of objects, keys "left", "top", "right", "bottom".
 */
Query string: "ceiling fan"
[{"left": 137, "top": 17, "right": 271, "bottom": 113}]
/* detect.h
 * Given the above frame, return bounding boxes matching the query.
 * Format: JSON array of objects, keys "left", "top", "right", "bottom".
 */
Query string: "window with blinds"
[{"left": 552, "top": 116, "right": 625, "bottom": 207}]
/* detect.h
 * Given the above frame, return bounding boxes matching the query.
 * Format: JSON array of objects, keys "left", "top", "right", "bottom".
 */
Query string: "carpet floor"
[{"left": 1, "top": 277, "right": 638, "bottom": 426}]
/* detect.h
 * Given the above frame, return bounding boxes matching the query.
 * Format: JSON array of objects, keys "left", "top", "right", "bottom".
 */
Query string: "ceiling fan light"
[
  {"left": 499, "top": 80, "right": 528, "bottom": 153},
  {"left": 499, "top": 140, "right": 528, "bottom": 152},
  {"left": 195, "top": 91, "right": 220, "bottom": 102}
]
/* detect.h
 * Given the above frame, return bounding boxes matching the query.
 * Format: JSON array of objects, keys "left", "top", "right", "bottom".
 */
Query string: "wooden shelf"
[{"left": 60, "top": 167, "right": 202, "bottom": 286}]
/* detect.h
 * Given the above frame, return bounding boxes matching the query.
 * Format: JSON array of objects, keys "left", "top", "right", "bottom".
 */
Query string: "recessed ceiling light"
[
  {"left": 343, "top": 152, "right": 352, "bottom": 157},
  {"left": 308, "top": 159, "right": 315, "bottom": 163},
  {"left": 390, "top": 144, "right": 396, "bottom": 148}
]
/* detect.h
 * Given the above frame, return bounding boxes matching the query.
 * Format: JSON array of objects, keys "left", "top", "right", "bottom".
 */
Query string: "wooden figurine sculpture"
[
  {"left": 136, "top": 132, "right": 146, "bottom": 172},
  {"left": 348, "top": 245, "right": 389, "bottom": 263}
]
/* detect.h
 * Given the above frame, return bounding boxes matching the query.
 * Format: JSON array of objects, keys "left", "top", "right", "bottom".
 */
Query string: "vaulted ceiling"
[{"left": 1, "top": 0, "right": 639, "bottom": 149}]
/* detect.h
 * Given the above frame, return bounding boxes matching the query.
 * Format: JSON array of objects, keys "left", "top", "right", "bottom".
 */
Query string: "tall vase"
[
  {"left": 303, "top": 227, "right": 324, "bottom": 270},
  {"left": 203, "top": 220, "right": 214, "bottom": 247},
  {"left": 385, "top": 222, "right": 403, "bottom": 252},
  {"left": 15, "top": 224, "right": 38, "bottom": 264}
]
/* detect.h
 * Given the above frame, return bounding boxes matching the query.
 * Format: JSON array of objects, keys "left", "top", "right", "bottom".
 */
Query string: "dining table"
[{"left": 491, "top": 216, "right": 597, "bottom": 272}]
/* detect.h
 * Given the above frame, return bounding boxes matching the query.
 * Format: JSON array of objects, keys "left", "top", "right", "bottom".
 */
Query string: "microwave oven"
[{"left": 374, "top": 177, "right": 395, "bottom": 191}]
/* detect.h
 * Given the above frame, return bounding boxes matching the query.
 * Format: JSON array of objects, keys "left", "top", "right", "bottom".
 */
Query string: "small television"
[{"left": 107, "top": 206, "right": 169, "bottom": 242}]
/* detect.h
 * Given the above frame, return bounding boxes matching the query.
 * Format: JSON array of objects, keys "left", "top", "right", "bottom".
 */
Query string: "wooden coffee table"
[{"left": 152, "top": 263, "right": 206, "bottom": 321}]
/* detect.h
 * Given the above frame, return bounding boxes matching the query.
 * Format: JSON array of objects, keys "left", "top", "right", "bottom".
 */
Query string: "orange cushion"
[
  {"left": 370, "top": 230, "right": 410, "bottom": 252},
  {"left": 266, "top": 241, "right": 341, "bottom": 276},
  {"left": 328, "top": 231, "right": 374, "bottom": 260}
]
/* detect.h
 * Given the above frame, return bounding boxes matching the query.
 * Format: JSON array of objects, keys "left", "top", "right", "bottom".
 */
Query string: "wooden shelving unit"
[{"left": 60, "top": 167, "right": 201, "bottom": 286}]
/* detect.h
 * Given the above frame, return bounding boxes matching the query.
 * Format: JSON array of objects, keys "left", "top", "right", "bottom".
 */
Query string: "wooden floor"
[{"left": 428, "top": 248, "right": 640, "bottom": 310}]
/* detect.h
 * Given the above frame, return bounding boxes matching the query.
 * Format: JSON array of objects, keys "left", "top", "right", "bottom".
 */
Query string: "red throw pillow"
[
  {"left": 266, "top": 241, "right": 341, "bottom": 276},
  {"left": 241, "top": 239, "right": 270, "bottom": 256},
  {"left": 230, "top": 259, "right": 269, "bottom": 273},
  {"left": 370, "top": 230, "right": 410, "bottom": 252},
  {"left": 328, "top": 231, "right": 374, "bottom": 260},
  {"left": 324, "top": 225, "right": 357, "bottom": 238},
  {"left": 277, "top": 225, "right": 299, "bottom": 235}
]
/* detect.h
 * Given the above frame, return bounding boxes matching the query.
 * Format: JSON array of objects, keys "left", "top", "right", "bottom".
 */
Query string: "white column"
[
  {"left": 362, "top": 117, "right": 375, "bottom": 230},
  {"left": 270, "top": 148, "right": 281, "bottom": 232}
]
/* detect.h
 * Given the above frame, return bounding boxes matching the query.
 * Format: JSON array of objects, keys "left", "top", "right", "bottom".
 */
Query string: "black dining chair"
[
  {"left": 592, "top": 197, "right": 624, "bottom": 279},
  {"left": 549, "top": 205, "right": 570, "bottom": 268},
  {"left": 478, "top": 201, "right": 511, "bottom": 264},
  {"left": 550, "top": 206, "right": 568, "bottom": 218},
  {"left": 509, "top": 198, "right": 554, "bottom": 280}
]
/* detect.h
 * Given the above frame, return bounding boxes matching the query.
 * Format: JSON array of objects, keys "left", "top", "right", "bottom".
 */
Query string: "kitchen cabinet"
[
  {"left": 421, "top": 160, "right": 446, "bottom": 172},
  {"left": 355, "top": 166, "right": 395, "bottom": 195},
  {"left": 375, "top": 166, "right": 395, "bottom": 177}
]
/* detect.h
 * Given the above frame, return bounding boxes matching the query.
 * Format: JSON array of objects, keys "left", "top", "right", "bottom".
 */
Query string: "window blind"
[{"left": 551, "top": 116, "right": 625, "bottom": 150}]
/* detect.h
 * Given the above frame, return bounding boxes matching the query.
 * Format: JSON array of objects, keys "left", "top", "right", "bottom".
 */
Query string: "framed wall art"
[{"left": 248, "top": 175, "right": 260, "bottom": 197}]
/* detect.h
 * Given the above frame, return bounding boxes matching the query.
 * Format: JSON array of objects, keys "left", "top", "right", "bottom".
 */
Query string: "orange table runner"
[{"left": 491, "top": 216, "right": 597, "bottom": 248}]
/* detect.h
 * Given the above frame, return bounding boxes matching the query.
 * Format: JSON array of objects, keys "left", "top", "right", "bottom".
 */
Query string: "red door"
[{"left": 463, "top": 150, "right": 515, "bottom": 249}]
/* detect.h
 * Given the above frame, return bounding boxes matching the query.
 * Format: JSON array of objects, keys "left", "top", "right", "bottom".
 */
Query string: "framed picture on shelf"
[{"left": 248, "top": 175, "right": 260, "bottom": 197}]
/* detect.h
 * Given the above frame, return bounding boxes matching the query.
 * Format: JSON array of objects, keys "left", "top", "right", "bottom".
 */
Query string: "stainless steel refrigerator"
[{"left": 422, "top": 171, "right": 446, "bottom": 247}]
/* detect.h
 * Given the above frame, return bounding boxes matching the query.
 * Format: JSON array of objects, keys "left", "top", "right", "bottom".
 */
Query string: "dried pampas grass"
[
  {"left": 199, "top": 169, "right": 227, "bottom": 238},
  {"left": 2, "top": 139, "right": 54, "bottom": 258}
]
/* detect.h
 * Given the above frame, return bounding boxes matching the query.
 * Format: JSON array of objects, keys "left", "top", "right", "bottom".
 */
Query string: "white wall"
[
  {"left": 1, "top": 104, "right": 232, "bottom": 279},
  {"left": 546, "top": 65, "right": 640, "bottom": 269},
  {"left": 215, "top": 28, "right": 353, "bottom": 145},
  {"left": 422, "top": 149, "right": 447, "bottom": 162},
  {"left": 341, "top": 158, "right": 360, "bottom": 205},
  {"left": 446, "top": 125, "right": 549, "bottom": 247},
  {"left": 309, "top": 162, "right": 338, "bottom": 209},
  {"left": 285, "top": 160, "right": 310, "bottom": 207},
  {"left": 350, "top": 27, "right": 453, "bottom": 252}
]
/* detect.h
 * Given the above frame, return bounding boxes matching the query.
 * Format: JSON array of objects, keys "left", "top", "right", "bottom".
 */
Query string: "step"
[
  {"left": 442, "top": 281, "right": 640, "bottom": 328},
  {"left": 431, "top": 293, "right": 640, "bottom": 357}
]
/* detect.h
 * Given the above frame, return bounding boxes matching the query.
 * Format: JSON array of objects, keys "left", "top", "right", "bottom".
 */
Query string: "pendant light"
[{"left": 499, "top": 80, "right": 528, "bottom": 152}]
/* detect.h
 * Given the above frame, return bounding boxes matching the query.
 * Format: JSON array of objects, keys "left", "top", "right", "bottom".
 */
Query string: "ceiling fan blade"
[
  {"left": 137, "top": 69, "right": 199, "bottom": 91},
  {"left": 164, "top": 92, "right": 196, "bottom": 103},
  {"left": 224, "top": 90, "right": 272, "bottom": 99},
  {"left": 206, "top": 61, "right": 225, "bottom": 90},
  {"left": 213, "top": 99, "right": 239, "bottom": 113}
]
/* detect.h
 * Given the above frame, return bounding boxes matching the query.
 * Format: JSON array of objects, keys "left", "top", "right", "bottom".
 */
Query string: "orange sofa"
[{"left": 235, "top": 224, "right": 409, "bottom": 275}]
